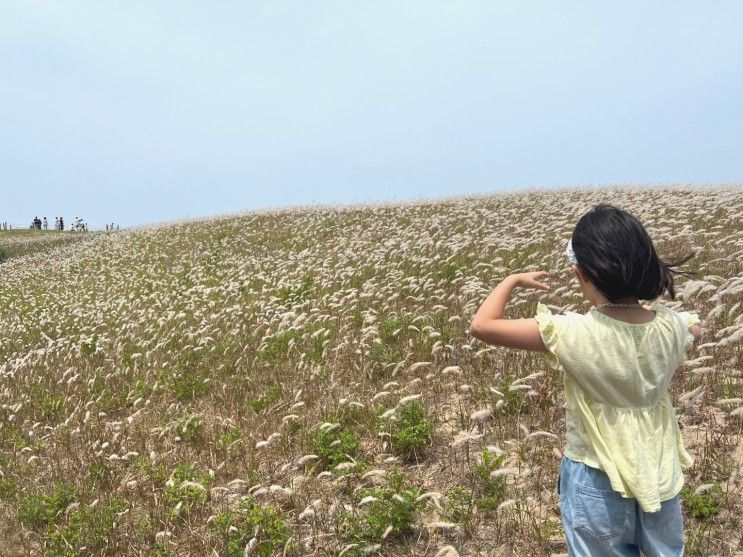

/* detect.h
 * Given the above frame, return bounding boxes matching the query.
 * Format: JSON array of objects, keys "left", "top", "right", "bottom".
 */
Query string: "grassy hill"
[
  {"left": 0, "top": 185, "right": 741, "bottom": 556},
  {"left": 0, "top": 229, "right": 94, "bottom": 262}
]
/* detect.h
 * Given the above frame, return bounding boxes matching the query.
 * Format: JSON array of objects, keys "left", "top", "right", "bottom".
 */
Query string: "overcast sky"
[{"left": 2, "top": 1, "right": 742, "bottom": 229}]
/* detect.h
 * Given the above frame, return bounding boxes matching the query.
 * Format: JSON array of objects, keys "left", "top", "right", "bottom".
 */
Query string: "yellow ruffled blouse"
[{"left": 534, "top": 300, "right": 701, "bottom": 512}]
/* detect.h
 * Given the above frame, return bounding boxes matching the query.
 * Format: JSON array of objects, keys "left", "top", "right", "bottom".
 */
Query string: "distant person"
[
  {"left": 43, "top": 217, "right": 48, "bottom": 230},
  {"left": 59, "top": 216, "right": 64, "bottom": 231},
  {"left": 469, "top": 203, "right": 700, "bottom": 556}
]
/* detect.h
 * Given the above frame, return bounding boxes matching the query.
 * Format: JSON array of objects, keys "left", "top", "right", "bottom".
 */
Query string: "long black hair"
[{"left": 571, "top": 203, "right": 697, "bottom": 302}]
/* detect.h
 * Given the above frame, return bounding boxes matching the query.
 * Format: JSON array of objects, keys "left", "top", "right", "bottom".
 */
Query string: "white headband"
[{"left": 565, "top": 239, "right": 578, "bottom": 264}]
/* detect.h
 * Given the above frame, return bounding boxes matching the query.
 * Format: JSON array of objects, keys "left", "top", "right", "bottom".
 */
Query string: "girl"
[{"left": 469, "top": 203, "right": 702, "bottom": 556}]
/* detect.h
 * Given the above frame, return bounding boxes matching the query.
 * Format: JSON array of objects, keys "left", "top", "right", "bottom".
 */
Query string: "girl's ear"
[{"left": 572, "top": 265, "right": 587, "bottom": 284}]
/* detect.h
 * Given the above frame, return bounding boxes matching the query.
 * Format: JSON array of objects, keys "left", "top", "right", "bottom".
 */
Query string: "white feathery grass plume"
[
  {"left": 397, "top": 394, "right": 421, "bottom": 406},
  {"left": 470, "top": 409, "right": 491, "bottom": 423},
  {"left": 435, "top": 545, "right": 461, "bottom": 557},
  {"left": 694, "top": 483, "right": 717, "bottom": 494},
  {"left": 497, "top": 498, "right": 518, "bottom": 510},
  {"left": 379, "top": 408, "right": 396, "bottom": 420},
  {"left": 525, "top": 431, "right": 558, "bottom": 442},
  {"left": 426, "top": 521, "right": 458, "bottom": 530},
  {"left": 179, "top": 481, "right": 206, "bottom": 492},
  {"left": 372, "top": 391, "right": 393, "bottom": 402},
  {"left": 451, "top": 430, "right": 484, "bottom": 448},
  {"left": 416, "top": 491, "right": 444, "bottom": 509},
  {"left": 361, "top": 469, "right": 387, "bottom": 479},
  {"left": 511, "top": 371, "right": 544, "bottom": 385},
  {"left": 408, "top": 361, "right": 432, "bottom": 373},
  {"left": 243, "top": 537, "right": 257, "bottom": 556},
  {"left": 338, "top": 544, "right": 359, "bottom": 556},
  {"left": 269, "top": 485, "right": 293, "bottom": 496},
  {"left": 716, "top": 398, "right": 743, "bottom": 406},
  {"left": 490, "top": 467, "right": 519, "bottom": 479}
]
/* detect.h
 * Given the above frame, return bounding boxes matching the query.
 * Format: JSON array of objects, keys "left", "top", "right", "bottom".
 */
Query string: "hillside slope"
[{"left": 0, "top": 185, "right": 741, "bottom": 556}]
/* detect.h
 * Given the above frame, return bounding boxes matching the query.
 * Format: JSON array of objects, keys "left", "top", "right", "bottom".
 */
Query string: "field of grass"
[
  {"left": 0, "top": 229, "right": 96, "bottom": 261},
  {"left": 0, "top": 185, "right": 741, "bottom": 556}
]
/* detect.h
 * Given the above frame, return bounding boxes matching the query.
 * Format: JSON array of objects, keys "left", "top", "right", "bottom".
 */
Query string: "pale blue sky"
[{"left": 2, "top": 1, "right": 742, "bottom": 228}]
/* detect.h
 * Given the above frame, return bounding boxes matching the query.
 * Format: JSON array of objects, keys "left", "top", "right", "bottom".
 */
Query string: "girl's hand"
[{"left": 512, "top": 271, "right": 550, "bottom": 291}]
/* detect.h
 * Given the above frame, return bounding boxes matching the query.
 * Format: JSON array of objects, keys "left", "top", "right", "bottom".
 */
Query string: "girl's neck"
[{"left": 591, "top": 295, "right": 640, "bottom": 307}]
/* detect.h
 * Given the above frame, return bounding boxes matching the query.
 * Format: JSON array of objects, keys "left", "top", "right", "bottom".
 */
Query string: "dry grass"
[{"left": 0, "top": 184, "right": 741, "bottom": 556}]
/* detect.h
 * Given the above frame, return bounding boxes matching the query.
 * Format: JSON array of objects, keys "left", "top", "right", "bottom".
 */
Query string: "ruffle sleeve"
[
  {"left": 534, "top": 302, "right": 562, "bottom": 371},
  {"left": 676, "top": 310, "right": 701, "bottom": 350}
]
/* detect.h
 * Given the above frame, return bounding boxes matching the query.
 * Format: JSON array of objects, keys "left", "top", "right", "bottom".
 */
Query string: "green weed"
[
  {"left": 45, "top": 498, "right": 128, "bottom": 556},
  {"left": 212, "top": 498, "right": 295, "bottom": 557},
  {"left": 681, "top": 484, "right": 723, "bottom": 519},
  {"left": 300, "top": 421, "right": 361, "bottom": 471},
  {"left": 337, "top": 469, "right": 426, "bottom": 548},
  {"left": 386, "top": 399, "right": 434, "bottom": 461},
  {"left": 18, "top": 483, "right": 76, "bottom": 529}
]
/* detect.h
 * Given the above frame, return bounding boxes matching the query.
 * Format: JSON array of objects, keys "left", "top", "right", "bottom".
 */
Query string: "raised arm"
[{"left": 469, "top": 272, "right": 552, "bottom": 352}]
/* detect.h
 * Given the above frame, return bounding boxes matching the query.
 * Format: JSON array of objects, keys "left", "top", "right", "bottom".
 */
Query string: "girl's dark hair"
[{"left": 571, "top": 203, "right": 697, "bottom": 302}]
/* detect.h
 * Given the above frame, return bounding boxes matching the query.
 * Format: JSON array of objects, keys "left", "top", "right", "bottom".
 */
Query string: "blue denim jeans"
[{"left": 557, "top": 455, "right": 685, "bottom": 556}]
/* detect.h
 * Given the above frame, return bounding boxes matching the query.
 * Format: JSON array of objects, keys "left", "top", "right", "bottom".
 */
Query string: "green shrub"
[
  {"left": 301, "top": 421, "right": 361, "bottom": 471},
  {"left": 369, "top": 341, "right": 402, "bottom": 374},
  {"left": 217, "top": 426, "right": 245, "bottom": 449},
  {"left": 387, "top": 399, "right": 434, "bottom": 461},
  {"left": 248, "top": 383, "right": 283, "bottom": 414},
  {"left": 260, "top": 330, "right": 300, "bottom": 362},
  {"left": 442, "top": 485, "right": 475, "bottom": 524},
  {"left": 681, "top": 484, "right": 723, "bottom": 519},
  {"left": 80, "top": 334, "right": 98, "bottom": 356},
  {"left": 46, "top": 498, "right": 128, "bottom": 556},
  {"left": 89, "top": 460, "right": 114, "bottom": 487},
  {"left": 338, "top": 469, "right": 426, "bottom": 546},
  {"left": 170, "top": 369, "right": 211, "bottom": 401},
  {"left": 174, "top": 413, "right": 203, "bottom": 442},
  {"left": 473, "top": 448, "right": 508, "bottom": 511},
  {"left": 0, "top": 478, "right": 17, "bottom": 501},
  {"left": 18, "top": 483, "right": 76, "bottom": 529},
  {"left": 27, "top": 380, "right": 65, "bottom": 420},
  {"left": 276, "top": 276, "right": 314, "bottom": 306},
  {"left": 163, "top": 462, "right": 212, "bottom": 516},
  {"left": 493, "top": 376, "right": 526, "bottom": 414},
  {"left": 437, "top": 257, "right": 469, "bottom": 282},
  {"left": 212, "top": 498, "right": 295, "bottom": 557}
]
